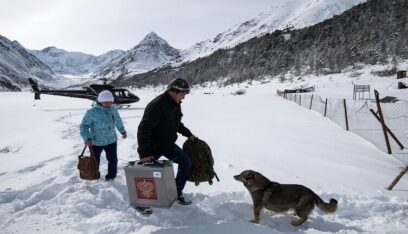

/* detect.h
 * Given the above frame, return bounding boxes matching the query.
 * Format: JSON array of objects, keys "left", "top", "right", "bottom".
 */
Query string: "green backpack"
[{"left": 182, "top": 138, "right": 220, "bottom": 186}]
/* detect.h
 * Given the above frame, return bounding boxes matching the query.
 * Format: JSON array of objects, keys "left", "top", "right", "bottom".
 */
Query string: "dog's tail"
[{"left": 315, "top": 195, "right": 337, "bottom": 213}]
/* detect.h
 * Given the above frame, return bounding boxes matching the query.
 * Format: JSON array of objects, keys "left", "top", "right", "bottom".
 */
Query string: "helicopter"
[{"left": 28, "top": 78, "right": 140, "bottom": 107}]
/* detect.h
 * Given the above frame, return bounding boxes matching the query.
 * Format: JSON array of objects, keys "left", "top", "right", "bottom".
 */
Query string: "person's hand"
[
  {"left": 141, "top": 156, "right": 154, "bottom": 163},
  {"left": 189, "top": 134, "right": 198, "bottom": 142},
  {"left": 85, "top": 140, "right": 93, "bottom": 147},
  {"left": 122, "top": 133, "right": 127, "bottom": 139}
]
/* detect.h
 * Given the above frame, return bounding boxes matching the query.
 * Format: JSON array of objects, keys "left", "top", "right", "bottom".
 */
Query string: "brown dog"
[{"left": 234, "top": 170, "right": 337, "bottom": 226}]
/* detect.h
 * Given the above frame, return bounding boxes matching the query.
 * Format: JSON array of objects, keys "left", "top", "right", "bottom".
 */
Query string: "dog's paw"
[
  {"left": 290, "top": 220, "right": 300, "bottom": 226},
  {"left": 250, "top": 219, "right": 259, "bottom": 224},
  {"left": 291, "top": 218, "right": 306, "bottom": 227}
]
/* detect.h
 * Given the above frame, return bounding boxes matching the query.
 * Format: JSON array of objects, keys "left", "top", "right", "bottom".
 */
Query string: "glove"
[
  {"left": 140, "top": 156, "right": 154, "bottom": 163},
  {"left": 85, "top": 139, "right": 92, "bottom": 147}
]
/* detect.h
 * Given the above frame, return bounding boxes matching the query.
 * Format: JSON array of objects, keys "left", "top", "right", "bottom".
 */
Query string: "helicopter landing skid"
[{"left": 117, "top": 104, "right": 132, "bottom": 109}]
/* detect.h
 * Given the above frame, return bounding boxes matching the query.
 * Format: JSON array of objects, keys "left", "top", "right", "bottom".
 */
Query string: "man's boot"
[
  {"left": 176, "top": 195, "right": 192, "bottom": 205},
  {"left": 135, "top": 206, "right": 153, "bottom": 216}
]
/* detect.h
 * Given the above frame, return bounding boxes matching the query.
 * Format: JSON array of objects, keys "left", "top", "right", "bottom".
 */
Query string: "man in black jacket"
[{"left": 136, "top": 78, "right": 196, "bottom": 214}]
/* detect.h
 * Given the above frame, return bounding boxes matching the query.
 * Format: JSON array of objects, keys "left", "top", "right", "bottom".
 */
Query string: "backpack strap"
[{"left": 214, "top": 172, "right": 220, "bottom": 182}]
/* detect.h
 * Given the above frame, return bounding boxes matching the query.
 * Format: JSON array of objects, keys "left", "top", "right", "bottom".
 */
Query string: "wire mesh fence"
[
  {"left": 346, "top": 100, "right": 387, "bottom": 152},
  {"left": 380, "top": 100, "right": 408, "bottom": 162},
  {"left": 326, "top": 99, "right": 348, "bottom": 130},
  {"left": 277, "top": 91, "right": 408, "bottom": 165}
]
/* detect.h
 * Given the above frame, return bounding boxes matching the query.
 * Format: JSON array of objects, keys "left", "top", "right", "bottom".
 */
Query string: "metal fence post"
[{"left": 324, "top": 98, "right": 328, "bottom": 117}]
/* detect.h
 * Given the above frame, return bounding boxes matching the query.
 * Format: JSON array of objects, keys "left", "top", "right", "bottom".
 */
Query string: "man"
[
  {"left": 137, "top": 78, "right": 196, "bottom": 214},
  {"left": 80, "top": 90, "right": 127, "bottom": 181}
]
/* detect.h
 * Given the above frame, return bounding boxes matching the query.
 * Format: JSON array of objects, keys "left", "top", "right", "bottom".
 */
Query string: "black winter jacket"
[{"left": 137, "top": 92, "right": 192, "bottom": 158}]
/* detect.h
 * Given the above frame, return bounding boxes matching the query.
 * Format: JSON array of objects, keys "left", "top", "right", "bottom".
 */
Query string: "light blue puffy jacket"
[{"left": 80, "top": 105, "right": 126, "bottom": 146}]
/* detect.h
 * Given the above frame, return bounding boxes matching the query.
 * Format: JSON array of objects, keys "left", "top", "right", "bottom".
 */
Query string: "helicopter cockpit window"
[{"left": 115, "top": 91, "right": 123, "bottom": 97}]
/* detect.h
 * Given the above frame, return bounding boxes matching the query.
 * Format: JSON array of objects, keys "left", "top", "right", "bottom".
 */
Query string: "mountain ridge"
[
  {"left": 115, "top": 0, "right": 407, "bottom": 87},
  {"left": 0, "top": 35, "right": 58, "bottom": 91}
]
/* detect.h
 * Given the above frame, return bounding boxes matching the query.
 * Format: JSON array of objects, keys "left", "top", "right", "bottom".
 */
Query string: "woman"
[{"left": 80, "top": 90, "right": 127, "bottom": 181}]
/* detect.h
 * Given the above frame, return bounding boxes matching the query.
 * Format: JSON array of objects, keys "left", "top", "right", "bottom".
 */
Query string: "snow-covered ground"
[
  {"left": 272, "top": 62, "right": 408, "bottom": 101},
  {"left": 1, "top": 72, "right": 408, "bottom": 233}
]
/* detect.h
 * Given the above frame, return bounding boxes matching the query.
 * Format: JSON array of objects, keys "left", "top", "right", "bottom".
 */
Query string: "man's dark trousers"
[
  {"left": 92, "top": 142, "right": 118, "bottom": 179},
  {"left": 153, "top": 144, "right": 192, "bottom": 196}
]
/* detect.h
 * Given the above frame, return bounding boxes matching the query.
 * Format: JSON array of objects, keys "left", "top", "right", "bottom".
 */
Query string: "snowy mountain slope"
[
  {"left": 0, "top": 77, "right": 407, "bottom": 233},
  {"left": 97, "top": 49, "right": 126, "bottom": 69},
  {"left": 0, "top": 35, "right": 60, "bottom": 91},
  {"left": 21, "top": 0, "right": 365, "bottom": 81},
  {"left": 30, "top": 47, "right": 125, "bottom": 76},
  {"left": 92, "top": 32, "right": 179, "bottom": 80},
  {"left": 126, "top": 0, "right": 406, "bottom": 88},
  {"left": 177, "top": 0, "right": 366, "bottom": 63}
]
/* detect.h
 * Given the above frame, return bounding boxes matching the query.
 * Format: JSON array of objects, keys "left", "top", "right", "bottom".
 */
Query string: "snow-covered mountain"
[
  {"left": 125, "top": 0, "right": 404, "bottom": 88},
  {"left": 0, "top": 35, "right": 58, "bottom": 91},
  {"left": 177, "top": 0, "right": 366, "bottom": 63},
  {"left": 24, "top": 0, "right": 365, "bottom": 81},
  {"left": 96, "top": 49, "right": 126, "bottom": 69},
  {"left": 92, "top": 32, "right": 179, "bottom": 80},
  {"left": 30, "top": 47, "right": 125, "bottom": 76},
  {"left": 1, "top": 0, "right": 366, "bottom": 89}
]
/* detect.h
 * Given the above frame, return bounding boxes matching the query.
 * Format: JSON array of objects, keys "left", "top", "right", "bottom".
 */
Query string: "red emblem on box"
[{"left": 135, "top": 178, "right": 157, "bottom": 200}]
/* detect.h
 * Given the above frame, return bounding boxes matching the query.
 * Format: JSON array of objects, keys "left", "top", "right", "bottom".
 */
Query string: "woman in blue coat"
[{"left": 80, "top": 90, "right": 127, "bottom": 181}]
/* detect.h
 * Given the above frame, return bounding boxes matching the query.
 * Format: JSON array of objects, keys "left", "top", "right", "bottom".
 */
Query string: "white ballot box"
[{"left": 124, "top": 160, "right": 178, "bottom": 208}]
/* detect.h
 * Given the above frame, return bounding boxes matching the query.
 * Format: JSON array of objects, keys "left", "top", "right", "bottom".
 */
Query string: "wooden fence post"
[
  {"left": 299, "top": 95, "right": 302, "bottom": 106},
  {"left": 374, "top": 90, "right": 392, "bottom": 154},
  {"left": 310, "top": 95, "right": 314, "bottom": 110},
  {"left": 369, "top": 109, "right": 405, "bottom": 150},
  {"left": 343, "top": 99, "right": 349, "bottom": 131},
  {"left": 324, "top": 98, "right": 328, "bottom": 117},
  {"left": 388, "top": 165, "right": 408, "bottom": 190}
]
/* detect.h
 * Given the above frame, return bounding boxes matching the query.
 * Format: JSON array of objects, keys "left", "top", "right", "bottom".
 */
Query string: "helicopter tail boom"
[{"left": 28, "top": 78, "right": 41, "bottom": 100}]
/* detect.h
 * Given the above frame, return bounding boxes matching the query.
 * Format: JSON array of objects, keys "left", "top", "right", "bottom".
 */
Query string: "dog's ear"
[{"left": 245, "top": 171, "right": 255, "bottom": 180}]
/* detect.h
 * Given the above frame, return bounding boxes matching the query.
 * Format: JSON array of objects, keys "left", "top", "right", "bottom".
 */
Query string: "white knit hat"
[{"left": 97, "top": 90, "right": 114, "bottom": 102}]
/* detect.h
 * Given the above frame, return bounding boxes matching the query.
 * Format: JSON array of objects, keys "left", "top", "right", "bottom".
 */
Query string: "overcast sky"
[{"left": 0, "top": 0, "right": 282, "bottom": 55}]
